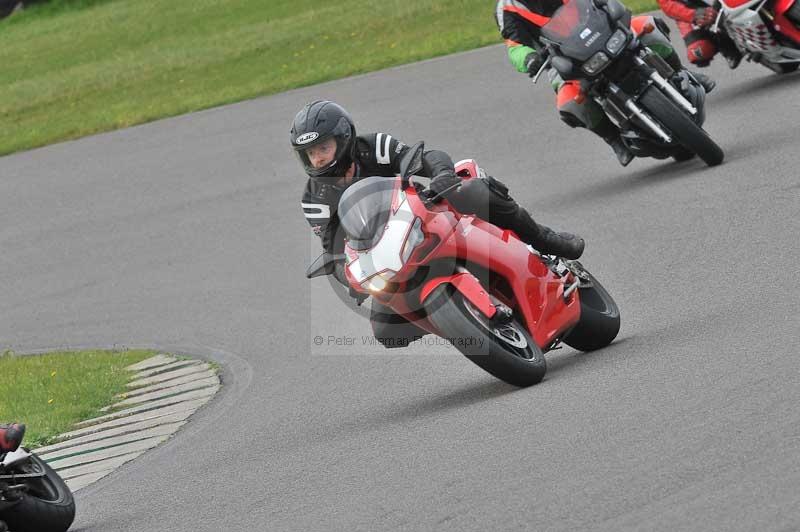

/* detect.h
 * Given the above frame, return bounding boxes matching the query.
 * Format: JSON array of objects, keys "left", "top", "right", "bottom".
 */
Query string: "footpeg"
[{"left": 563, "top": 277, "right": 580, "bottom": 300}]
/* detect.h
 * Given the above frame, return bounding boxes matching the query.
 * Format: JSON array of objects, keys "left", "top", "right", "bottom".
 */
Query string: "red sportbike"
[{"left": 307, "top": 144, "right": 620, "bottom": 387}]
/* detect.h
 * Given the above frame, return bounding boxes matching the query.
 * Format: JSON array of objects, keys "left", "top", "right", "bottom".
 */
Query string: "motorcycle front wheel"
[
  {"left": 1, "top": 452, "right": 75, "bottom": 532},
  {"left": 562, "top": 270, "right": 620, "bottom": 352},
  {"left": 426, "top": 284, "right": 546, "bottom": 387},
  {"left": 639, "top": 86, "right": 724, "bottom": 167}
]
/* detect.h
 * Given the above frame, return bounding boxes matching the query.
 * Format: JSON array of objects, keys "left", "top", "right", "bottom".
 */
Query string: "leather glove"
[
  {"left": 693, "top": 7, "right": 718, "bottom": 27},
  {"left": 425, "top": 172, "right": 461, "bottom": 203},
  {"left": 524, "top": 51, "right": 548, "bottom": 77}
]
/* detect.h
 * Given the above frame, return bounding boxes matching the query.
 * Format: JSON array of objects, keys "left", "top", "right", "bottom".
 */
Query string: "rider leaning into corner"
[
  {"left": 656, "top": 0, "right": 743, "bottom": 69},
  {"left": 293, "top": 100, "right": 584, "bottom": 348},
  {"left": 494, "top": 0, "right": 717, "bottom": 166}
]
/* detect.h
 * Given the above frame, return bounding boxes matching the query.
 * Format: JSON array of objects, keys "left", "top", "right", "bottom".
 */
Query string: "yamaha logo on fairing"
[
  {"left": 584, "top": 33, "right": 601, "bottom": 46},
  {"left": 296, "top": 132, "right": 319, "bottom": 144}
]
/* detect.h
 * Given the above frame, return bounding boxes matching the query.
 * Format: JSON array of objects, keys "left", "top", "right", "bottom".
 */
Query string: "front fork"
[{"left": 600, "top": 53, "right": 698, "bottom": 144}]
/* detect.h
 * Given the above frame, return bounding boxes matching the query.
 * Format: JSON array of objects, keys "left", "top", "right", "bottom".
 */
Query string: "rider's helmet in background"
[{"left": 290, "top": 100, "right": 356, "bottom": 183}]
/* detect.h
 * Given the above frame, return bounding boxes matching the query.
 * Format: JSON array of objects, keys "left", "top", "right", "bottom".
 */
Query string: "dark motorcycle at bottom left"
[{"left": 0, "top": 424, "right": 75, "bottom": 532}]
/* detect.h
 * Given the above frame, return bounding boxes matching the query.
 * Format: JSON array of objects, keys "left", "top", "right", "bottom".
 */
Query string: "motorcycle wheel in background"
[
  {"left": 426, "top": 284, "right": 547, "bottom": 387},
  {"left": 1, "top": 452, "right": 75, "bottom": 532}
]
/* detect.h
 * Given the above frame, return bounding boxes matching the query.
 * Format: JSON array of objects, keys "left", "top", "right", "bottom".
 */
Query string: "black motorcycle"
[
  {"left": 533, "top": 0, "right": 724, "bottom": 166},
  {"left": 0, "top": 434, "right": 75, "bottom": 532}
]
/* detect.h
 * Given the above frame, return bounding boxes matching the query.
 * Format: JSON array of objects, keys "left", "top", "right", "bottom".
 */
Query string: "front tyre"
[
  {"left": 639, "top": 86, "right": 724, "bottom": 167},
  {"left": 563, "top": 269, "right": 620, "bottom": 352},
  {"left": 426, "top": 285, "right": 546, "bottom": 387},
  {"left": 1, "top": 452, "right": 75, "bottom": 532}
]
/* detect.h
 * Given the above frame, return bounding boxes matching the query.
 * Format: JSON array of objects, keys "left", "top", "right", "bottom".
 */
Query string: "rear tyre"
[
  {"left": 778, "top": 63, "right": 800, "bottom": 74},
  {"left": 426, "top": 284, "right": 546, "bottom": 387},
  {"left": 563, "top": 270, "right": 620, "bottom": 352},
  {"left": 639, "top": 86, "right": 724, "bottom": 167},
  {"left": 1, "top": 452, "right": 75, "bottom": 532}
]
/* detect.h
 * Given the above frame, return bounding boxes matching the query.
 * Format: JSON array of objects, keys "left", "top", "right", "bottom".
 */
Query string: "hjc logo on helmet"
[{"left": 296, "top": 132, "right": 319, "bottom": 144}]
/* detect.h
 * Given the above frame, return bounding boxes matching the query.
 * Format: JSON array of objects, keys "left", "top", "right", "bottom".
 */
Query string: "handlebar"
[{"left": 531, "top": 56, "right": 553, "bottom": 84}]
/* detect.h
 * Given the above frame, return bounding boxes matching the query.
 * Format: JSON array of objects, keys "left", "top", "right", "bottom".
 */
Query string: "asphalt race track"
[{"left": 1, "top": 37, "right": 799, "bottom": 532}]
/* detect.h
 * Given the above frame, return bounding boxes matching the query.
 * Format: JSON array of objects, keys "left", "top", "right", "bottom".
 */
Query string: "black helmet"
[{"left": 290, "top": 100, "right": 356, "bottom": 183}]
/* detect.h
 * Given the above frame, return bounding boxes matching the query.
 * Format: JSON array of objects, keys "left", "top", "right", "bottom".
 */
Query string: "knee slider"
[{"left": 685, "top": 31, "right": 717, "bottom": 64}]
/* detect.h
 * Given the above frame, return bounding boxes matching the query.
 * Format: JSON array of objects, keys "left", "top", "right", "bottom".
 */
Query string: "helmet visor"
[{"left": 293, "top": 117, "right": 353, "bottom": 178}]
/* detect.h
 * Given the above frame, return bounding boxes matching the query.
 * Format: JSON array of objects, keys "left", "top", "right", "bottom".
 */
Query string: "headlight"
[
  {"left": 582, "top": 51, "right": 611, "bottom": 75},
  {"left": 605, "top": 29, "right": 628, "bottom": 55},
  {"left": 364, "top": 271, "right": 394, "bottom": 293},
  {"left": 401, "top": 217, "right": 424, "bottom": 263}
]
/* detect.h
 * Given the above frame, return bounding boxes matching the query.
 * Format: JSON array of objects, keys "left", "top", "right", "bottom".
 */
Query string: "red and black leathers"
[{"left": 658, "top": 0, "right": 721, "bottom": 65}]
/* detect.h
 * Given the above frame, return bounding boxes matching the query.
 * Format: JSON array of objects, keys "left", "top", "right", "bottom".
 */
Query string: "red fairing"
[
  {"left": 657, "top": 0, "right": 696, "bottom": 23},
  {"left": 454, "top": 159, "right": 480, "bottom": 180},
  {"left": 722, "top": 0, "right": 762, "bottom": 7},
  {"left": 774, "top": 0, "right": 800, "bottom": 44},
  {"left": 420, "top": 273, "right": 497, "bottom": 319},
  {"left": 434, "top": 215, "right": 581, "bottom": 348},
  {"left": 344, "top": 174, "right": 581, "bottom": 350}
]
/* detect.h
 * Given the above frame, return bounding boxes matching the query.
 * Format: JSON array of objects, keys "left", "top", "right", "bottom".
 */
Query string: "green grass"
[
  {"left": 0, "top": 0, "right": 657, "bottom": 156},
  {"left": 0, "top": 349, "right": 156, "bottom": 447}
]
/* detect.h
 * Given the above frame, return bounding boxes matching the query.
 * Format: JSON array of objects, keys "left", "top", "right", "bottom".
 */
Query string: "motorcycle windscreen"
[
  {"left": 541, "top": 0, "right": 614, "bottom": 62},
  {"left": 338, "top": 176, "right": 398, "bottom": 251}
]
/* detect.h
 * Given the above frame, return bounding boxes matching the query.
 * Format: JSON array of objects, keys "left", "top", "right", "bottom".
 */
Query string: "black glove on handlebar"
[
  {"left": 525, "top": 51, "right": 548, "bottom": 78},
  {"left": 425, "top": 172, "right": 461, "bottom": 203}
]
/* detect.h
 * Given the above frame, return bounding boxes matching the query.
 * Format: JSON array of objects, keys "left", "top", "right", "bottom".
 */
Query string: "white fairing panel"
[
  {"left": 1, "top": 447, "right": 31, "bottom": 468},
  {"left": 723, "top": 9, "right": 781, "bottom": 56},
  {"left": 346, "top": 197, "right": 415, "bottom": 283}
]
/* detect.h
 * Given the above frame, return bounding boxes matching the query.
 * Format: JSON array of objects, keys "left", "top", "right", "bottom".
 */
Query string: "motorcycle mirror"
[
  {"left": 605, "top": 0, "right": 627, "bottom": 20},
  {"left": 306, "top": 252, "right": 342, "bottom": 279},
  {"left": 399, "top": 141, "right": 425, "bottom": 178}
]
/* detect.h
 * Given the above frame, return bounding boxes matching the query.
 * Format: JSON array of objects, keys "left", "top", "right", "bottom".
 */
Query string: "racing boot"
[
  {"left": 0, "top": 423, "right": 25, "bottom": 453},
  {"left": 511, "top": 209, "right": 585, "bottom": 260},
  {"left": 607, "top": 136, "right": 634, "bottom": 167},
  {"left": 720, "top": 47, "right": 743, "bottom": 70},
  {"left": 691, "top": 71, "right": 717, "bottom": 93},
  {"left": 664, "top": 50, "right": 717, "bottom": 92},
  {"left": 724, "top": 53, "right": 742, "bottom": 70},
  {"left": 718, "top": 33, "right": 743, "bottom": 69},
  {"left": 593, "top": 116, "right": 634, "bottom": 167}
]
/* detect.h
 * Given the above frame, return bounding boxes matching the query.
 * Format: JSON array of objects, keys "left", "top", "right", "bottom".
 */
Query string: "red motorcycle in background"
[
  {"left": 712, "top": 0, "right": 800, "bottom": 72},
  {"left": 0, "top": 424, "right": 75, "bottom": 532},
  {"left": 307, "top": 143, "right": 620, "bottom": 387}
]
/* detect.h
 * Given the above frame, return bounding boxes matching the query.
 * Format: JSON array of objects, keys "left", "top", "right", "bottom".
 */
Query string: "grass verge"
[
  {"left": 0, "top": 349, "right": 155, "bottom": 447},
  {"left": 0, "top": 0, "right": 657, "bottom": 157}
]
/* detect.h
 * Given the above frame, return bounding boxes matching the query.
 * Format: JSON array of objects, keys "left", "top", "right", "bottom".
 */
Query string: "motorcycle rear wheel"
[
  {"left": 426, "top": 284, "right": 546, "bottom": 387},
  {"left": 1, "top": 452, "right": 75, "bottom": 532},
  {"left": 563, "top": 270, "right": 620, "bottom": 352},
  {"left": 639, "top": 86, "right": 724, "bottom": 167}
]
